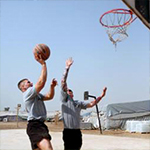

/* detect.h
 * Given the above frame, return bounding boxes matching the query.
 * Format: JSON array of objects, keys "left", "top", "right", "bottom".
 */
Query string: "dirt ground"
[{"left": 0, "top": 121, "right": 150, "bottom": 139}]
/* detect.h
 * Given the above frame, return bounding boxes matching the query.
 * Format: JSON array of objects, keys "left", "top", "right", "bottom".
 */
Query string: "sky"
[{"left": 0, "top": 0, "right": 149, "bottom": 112}]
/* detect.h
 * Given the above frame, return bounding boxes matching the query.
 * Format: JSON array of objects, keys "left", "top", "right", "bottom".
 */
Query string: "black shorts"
[
  {"left": 63, "top": 129, "right": 82, "bottom": 150},
  {"left": 27, "top": 120, "right": 51, "bottom": 150}
]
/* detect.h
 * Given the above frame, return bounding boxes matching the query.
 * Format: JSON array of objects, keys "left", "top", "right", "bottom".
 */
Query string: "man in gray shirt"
[
  {"left": 61, "top": 57, "right": 107, "bottom": 150},
  {"left": 18, "top": 54, "right": 57, "bottom": 150}
]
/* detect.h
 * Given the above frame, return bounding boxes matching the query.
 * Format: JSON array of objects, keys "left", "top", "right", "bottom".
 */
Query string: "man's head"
[
  {"left": 17, "top": 79, "right": 33, "bottom": 92},
  {"left": 67, "top": 89, "right": 74, "bottom": 99}
]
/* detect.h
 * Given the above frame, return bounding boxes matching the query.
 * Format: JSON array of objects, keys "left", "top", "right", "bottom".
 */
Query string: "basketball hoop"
[{"left": 100, "top": 8, "right": 137, "bottom": 46}]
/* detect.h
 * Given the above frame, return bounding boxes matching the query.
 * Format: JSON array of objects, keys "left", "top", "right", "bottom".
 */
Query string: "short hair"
[
  {"left": 68, "top": 89, "right": 73, "bottom": 93},
  {"left": 17, "top": 78, "right": 28, "bottom": 91}
]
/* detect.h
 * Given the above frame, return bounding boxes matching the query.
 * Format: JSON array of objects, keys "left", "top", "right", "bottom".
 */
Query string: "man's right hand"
[
  {"left": 34, "top": 54, "right": 45, "bottom": 65},
  {"left": 66, "top": 57, "right": 73, "bottom": 68}
]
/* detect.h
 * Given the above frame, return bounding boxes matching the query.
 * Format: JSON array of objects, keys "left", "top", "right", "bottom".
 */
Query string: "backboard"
[{"left": 122, "top": 0, "right": 150, "bottom": 29}]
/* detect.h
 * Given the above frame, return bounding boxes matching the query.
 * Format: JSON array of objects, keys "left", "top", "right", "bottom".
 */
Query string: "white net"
[{"left": 100, "top": 9, "right": 134, "bottom": 46}]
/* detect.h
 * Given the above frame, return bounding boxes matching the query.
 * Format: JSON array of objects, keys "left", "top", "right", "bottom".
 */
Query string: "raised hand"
[
  {"left": 66, "top": 57, "right": 74, "bottom": 68},
  {"left": 34, "top": 54, "right": 45, "bottom": 65},
  {"left": 101, "top": 87, "right": 107, "bottom": 98},
  {"left": 51, "top": 78, "right": 58, "bottom": 87}
]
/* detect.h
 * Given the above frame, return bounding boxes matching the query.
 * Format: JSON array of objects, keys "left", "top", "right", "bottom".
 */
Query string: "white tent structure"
[
  {"left": 0, "top": 111, "right": 61, "bottom": 122},
  {"left": 82, "top": 100, "right": 150, "bottom": 131}
]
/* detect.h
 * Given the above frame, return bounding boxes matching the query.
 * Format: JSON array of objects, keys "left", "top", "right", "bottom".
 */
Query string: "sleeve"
[
  {"left": 74, "top": 100, "right": 88, "bottom": 110},
  {"left": 23, "top": 86, "right": 37, "bottom": 102},
  {"left": 37, "top": 93, "right": 44, "bottom": 101}
]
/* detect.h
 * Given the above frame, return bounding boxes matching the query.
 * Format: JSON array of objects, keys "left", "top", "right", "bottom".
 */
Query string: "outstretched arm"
[
  {"left": 86, "top": 87, "right": 107, "bottom": 108},
  {"left": 34, "top": 54, "right": 47, "bottom": 93},
  {"left": 61, "top": 57, "right": 74, "bottom": 92},
  {"left": 43, "top": 78, "right": 57, "bottom": 101}
]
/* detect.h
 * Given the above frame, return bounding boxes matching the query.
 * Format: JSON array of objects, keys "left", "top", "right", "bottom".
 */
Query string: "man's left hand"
[{"left": 51, "top": 78, "right": 58, "bottom": 87}]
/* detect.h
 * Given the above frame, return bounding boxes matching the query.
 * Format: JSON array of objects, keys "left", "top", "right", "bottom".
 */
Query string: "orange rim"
[{"left": 100, "top": 8, "right": 133, "bottom": 28}]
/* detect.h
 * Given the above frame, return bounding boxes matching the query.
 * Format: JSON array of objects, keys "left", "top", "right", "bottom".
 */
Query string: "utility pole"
[{"left": 16, "top": 104, "right": 21, "bottom": 128}]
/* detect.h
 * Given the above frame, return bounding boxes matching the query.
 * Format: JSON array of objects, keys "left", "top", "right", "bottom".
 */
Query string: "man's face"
[
  {"left": 20, "top": 80, "right": 33, "bottom": 92},
  {"left": 67, "top": 89, "right": 74, "bottom": 99}
]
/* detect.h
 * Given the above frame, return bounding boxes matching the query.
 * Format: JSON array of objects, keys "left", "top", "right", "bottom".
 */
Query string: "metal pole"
[
  {"left": 88, "top": 95, "right": 102, "bottom": 134},
  {"left": 95, "top": 104, "right": 102, "bottom": 134}
]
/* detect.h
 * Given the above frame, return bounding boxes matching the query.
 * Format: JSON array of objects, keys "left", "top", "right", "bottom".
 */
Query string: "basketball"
[{"left": 33, "top": 44, "right": 50, "bottom": 61}]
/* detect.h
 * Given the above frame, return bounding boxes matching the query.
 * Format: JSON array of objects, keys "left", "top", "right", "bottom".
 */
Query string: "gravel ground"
[{"left": 0, "top": 121, "right": 150, "bottom": 150}]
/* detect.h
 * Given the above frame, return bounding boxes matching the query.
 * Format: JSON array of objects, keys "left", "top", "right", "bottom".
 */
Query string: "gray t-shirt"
[
  {"left": 60, "top": 89, "right": 88, "bottom": 129},
  {"left": 23, "top": 86, "right": 47, "bottom": 121}
]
